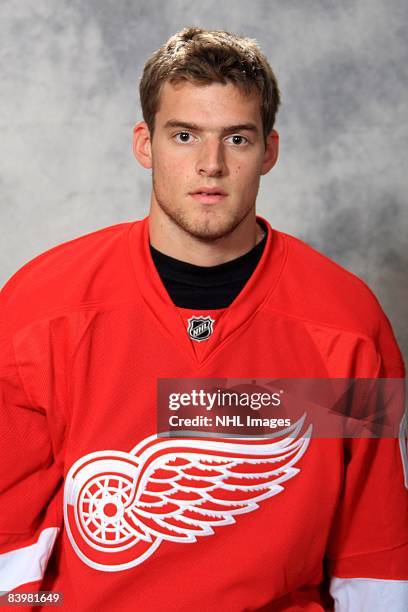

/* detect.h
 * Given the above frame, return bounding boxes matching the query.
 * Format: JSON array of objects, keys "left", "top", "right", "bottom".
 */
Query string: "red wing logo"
[
  {"left": 399, "top": 412, "right": 408, "bottom": 489},
  {"left": 64, "top": 415, "right": 311, "bottom": 572}
]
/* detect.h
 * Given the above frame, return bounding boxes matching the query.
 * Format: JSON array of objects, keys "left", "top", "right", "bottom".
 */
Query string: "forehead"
[{"left": 155, "top": 80, "right": 262, "bottom": 128}]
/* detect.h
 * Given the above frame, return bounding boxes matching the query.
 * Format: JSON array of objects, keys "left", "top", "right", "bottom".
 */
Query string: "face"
[{"left": 134, "top": 80, "right": 278, "bottom": 242}]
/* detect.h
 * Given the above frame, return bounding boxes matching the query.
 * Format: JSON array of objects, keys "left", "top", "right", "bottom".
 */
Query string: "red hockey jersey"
[{"left": 0, "top": 216, "right": 407, "bottom": 611}]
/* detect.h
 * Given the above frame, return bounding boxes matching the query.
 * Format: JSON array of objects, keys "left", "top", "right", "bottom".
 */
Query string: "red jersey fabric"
[{"left": 0, "top": 216, "right": 407, "bottom": 611}]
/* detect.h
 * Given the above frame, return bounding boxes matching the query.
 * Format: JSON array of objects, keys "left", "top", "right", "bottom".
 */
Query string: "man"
[{"left": 0, "top": 27, "right": 407, "bottom": 611}]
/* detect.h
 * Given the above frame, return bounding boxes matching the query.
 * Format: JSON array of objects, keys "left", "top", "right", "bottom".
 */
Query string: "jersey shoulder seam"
[{"left": 261, "top": 304, "right": 377, "bottom": 346}]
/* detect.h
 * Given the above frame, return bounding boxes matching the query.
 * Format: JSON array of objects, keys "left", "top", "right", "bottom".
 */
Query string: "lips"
[
  {"left": 189, "top": 187, "right": 228, "bottom": 203},
  {"left": 191, "top": 187, "right": 227, "bottom": 196}
]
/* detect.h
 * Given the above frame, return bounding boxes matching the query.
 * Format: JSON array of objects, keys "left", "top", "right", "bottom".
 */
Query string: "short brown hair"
[{"left": 139, "top": 27, "right": 281, "bottom": 145}]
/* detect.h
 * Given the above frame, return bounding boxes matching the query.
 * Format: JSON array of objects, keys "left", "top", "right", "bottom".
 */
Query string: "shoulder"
[
  {"left": 0, "top": 220, "right": 142, "bottom": 332},
  {"left": 270, "top": 230, "right": 391, "bottom": 341},
  {"left": 267, "top": 230, "right": 404, "bottom": 376}
]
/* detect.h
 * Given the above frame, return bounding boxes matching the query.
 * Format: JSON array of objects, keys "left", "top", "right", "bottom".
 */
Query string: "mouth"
[{"left": 189, "top": 187, "right": 228, "bottom": 204}]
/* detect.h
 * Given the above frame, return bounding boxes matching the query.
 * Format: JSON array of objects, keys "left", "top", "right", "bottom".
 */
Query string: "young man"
[{"left": 0, "top": 27, "right": 407, "bottom": 611}]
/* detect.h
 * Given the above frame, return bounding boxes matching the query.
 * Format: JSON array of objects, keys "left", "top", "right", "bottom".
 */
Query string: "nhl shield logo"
[{"left": 187, "top": 315, "right": 215, "bottom": 342}]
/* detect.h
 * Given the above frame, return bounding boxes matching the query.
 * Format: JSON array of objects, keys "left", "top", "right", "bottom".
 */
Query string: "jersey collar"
[{"left": 127, "top": 215, "right": 287, "bottom": 367}]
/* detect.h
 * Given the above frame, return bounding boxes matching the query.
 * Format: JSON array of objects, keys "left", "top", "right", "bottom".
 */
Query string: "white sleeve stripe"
[
  {"left": 330, "top": 576, "right": 408, "bottom": 612},
  {"left": 0, "top": 527, "right": 59, "bottom": 592}
]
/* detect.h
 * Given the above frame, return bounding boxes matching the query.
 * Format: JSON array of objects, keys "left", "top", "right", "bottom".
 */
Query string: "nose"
[{"left": 195, "top": 137, "right": 226, "bottom": 177}]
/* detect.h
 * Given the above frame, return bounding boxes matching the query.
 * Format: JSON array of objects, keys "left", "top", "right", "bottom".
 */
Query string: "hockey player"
[{"left": 1, "top": 27, "right": 407, "bottom": 611}]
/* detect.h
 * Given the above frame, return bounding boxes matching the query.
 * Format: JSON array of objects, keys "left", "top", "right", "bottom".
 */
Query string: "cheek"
[
  {"left": 155, "top": 148, "right": 188, "bottom": 174},
  {"left": 153, "top": 155, "right": 189, "bottom": 193},
  {"left": 231, "top": 151, "right": 263, "bottom": 178},
  {"left": 153, "top": 155, "right": 174, "bottom": 182},
  {"left": 234, "top": 162, "right": 261, "bottom": 188}
]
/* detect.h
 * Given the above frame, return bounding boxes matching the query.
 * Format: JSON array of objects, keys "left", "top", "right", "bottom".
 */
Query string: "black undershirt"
[{"left": 150, "top": 222, "right": 268, "bottom": 310}]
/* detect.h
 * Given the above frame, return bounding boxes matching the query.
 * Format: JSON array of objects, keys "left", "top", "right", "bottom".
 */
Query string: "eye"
[
  {"left": 226, "top": 135, "right": 249, "bottom": 146},
  {"left": 174, "top": 132, "right": 194, "bottom": 144}
]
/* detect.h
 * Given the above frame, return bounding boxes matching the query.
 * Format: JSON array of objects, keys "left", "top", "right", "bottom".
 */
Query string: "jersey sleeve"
[
  {"left": 0, "top": 331, "right": 63, "bottom": 596},
  {"left": 0, "top": 266, "right": 64, "bottom": 600},
  {"left": 327, "top": 305, "right": 408, "bottom": 611}
]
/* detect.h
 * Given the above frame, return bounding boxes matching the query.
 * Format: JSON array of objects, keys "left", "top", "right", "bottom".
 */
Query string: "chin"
[
  {"left": 155, "top": 192, "right": 253, "bottom": 242},
  {"left": 179, "top": 212, "right": 246, "bottom": 242},
  {"left": 184, "top": 226, "right": 233, "bottom": 242}
]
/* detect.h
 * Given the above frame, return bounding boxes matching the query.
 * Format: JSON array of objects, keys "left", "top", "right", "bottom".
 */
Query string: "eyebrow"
[{"left": 163, "top": 120, "right": 259, "bottom": 135}]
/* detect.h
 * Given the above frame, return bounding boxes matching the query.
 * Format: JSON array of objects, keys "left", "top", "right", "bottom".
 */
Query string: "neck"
[{"left": 148, "top": 203, "right": 264, "bottom": 267}]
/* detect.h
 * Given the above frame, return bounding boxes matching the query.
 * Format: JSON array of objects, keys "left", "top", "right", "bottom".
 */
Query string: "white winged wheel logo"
[{"left": 64, "top": 416, "right": 312, "bottom": 571}]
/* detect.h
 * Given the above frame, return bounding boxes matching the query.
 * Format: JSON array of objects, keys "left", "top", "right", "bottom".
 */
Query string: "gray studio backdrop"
[{"left": 1, "top": 0, "right": 407, "bottom": 360}]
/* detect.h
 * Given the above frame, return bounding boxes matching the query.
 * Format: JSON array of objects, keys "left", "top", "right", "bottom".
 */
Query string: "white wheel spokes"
[{"left": 79, "top": 473, "right": 134, "bottom": 545}]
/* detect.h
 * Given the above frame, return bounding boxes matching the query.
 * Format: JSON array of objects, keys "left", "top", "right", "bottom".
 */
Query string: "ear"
[
  {"left": 261, "top": 129, "right": 279, "bottom": 175},
  {"left": 133, "top": 121, "right": 152, "bottom": 169}
]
